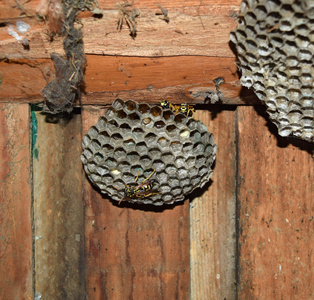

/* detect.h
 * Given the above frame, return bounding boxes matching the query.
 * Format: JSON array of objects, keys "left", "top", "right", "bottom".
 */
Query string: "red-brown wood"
[
  {"left": 0, "top": 103, "right": 33, "bottom": 300},
  {"left": 190, "top": 108, "right": 237, "bottom": 299},
  {"left": 33, "top": 111, "right": 85, "bottom": 299},
  {"left": 82, "top": 107, "right": 190, "bottom": 299},
  {"left": 0, "top": 56, "right": 258, "bottom": 105},
  {"left": 237, "top": 106, "right": 314, "bottom": 299}
]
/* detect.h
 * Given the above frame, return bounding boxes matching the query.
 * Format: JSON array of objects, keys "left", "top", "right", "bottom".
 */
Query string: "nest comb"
[
  {"left": 230, "top": 0, "right": 314, "bottom": 143},
  {"left": 81, "top": 99, "right": 217, "bottom": 206}
]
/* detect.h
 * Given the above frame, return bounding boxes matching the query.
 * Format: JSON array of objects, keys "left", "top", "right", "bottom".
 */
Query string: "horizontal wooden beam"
[{"left": 0, "top": 55, "right": 260, "bottom": 105}]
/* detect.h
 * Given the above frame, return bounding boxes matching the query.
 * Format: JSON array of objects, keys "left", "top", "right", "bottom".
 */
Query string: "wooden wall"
[{"left": 0, "top": 0, "right": 313, "bottom": 299}]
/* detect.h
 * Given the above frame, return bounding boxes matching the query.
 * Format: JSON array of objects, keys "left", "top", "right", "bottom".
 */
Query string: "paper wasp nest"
[
  {"left": 81, "top": 99, "right": 217, "bottom": 205},
  {"left": 230, "top": 0, "right": 314, "bottom": 142}
]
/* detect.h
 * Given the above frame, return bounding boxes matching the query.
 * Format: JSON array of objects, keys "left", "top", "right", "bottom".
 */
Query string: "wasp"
[
  {"left": 160, "top": 100, "right": 177, "bottom": 113},
  {"left": 115, "top": 169, "right": 159, "bottom": 204},
  {"left": 160, "top": 100, "right": 195, "bottom": 118},
  {"left": 177, "top": 103, "right": 195, "bottom": 118}
]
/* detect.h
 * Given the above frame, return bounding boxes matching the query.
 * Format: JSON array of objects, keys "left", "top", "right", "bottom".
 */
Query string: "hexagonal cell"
[
  {"left": 138, "top": 103, "right": 150, "bottom": 114},
  {"left": 128, "top": 112, "right": 140, "bottom": 121},
  {"left": 139, "top": 154, "right": 151, "bottom": 166},
  {"left": 154, "top": 120, "right": 166, "bottom": 129},
  {"left": 130, "top": 164, "right": 143, "bottom": 175},
  {"left": 174, "top": 114, "right": 187, "bottom": 125},
  {"left": 149, "top": 147, "right": 162, "bottom": 159},
  {"left": 162, "top": 110, "right": 173, "bottom": 121},
  {"left": 87, "top": 162, "right": 97, "bottom": 173},
  {"left": 82, "top": 148, "right": 93, "bottom": 161},
  {"left": 150, "top": 106, "right": 162, "bottom": 118},
  {"left": 123, "top": 138, "right": 136, "bottom": 150},
  {"left": 145, "top": 132, "right": 157, "bottom": 144},
  {"left": 142, "top": 117, "right": 152, "bottom": 126},
  {"left": 127, "top": 151, "right": 140, "bottom": 163},
  {"left": 161, "top": 152, "right": 175, "bottom": 163},
  {"left": 170, "top": 141, "right": 182, "bottom": 153},
  {"left": 105, "top": 107, "right": 115, "bottom": 119},
  {"left": 132, "top": 127, "right": 145, "bottom": 139},
  {"left": 174, "top": 156, "right": 185, "bottom": 168},
  {"left": 152, "top": 159, "right": 165, "bottom": 171},
  {"left": 117, "top": 161, "right": 131, "bottom": 172},
  {"left": 105, "top": 157, "right": 117, "bottom": 168},
  {"left": 103, "top": 143, "right": 114, "bottom": 152},
  {"left": 135, "top": 141, "right": 147, "bottom": 154},
  {"left": 182, "top": 142, "right": 193, "bottom": 153},
  {"left": 124, "top": 100, "right": 137, "bottom": 112},
  {"left": 112, "top": 98, "right": 125, "bottom": 110},
  {"left": 97, "top": 166, "right": 109, "bottom": 176},
  {"left": 113, "top": 147, "right": 127, "bottom": 160},
  {"left": 157, "top": 137, "right": 170, "bottom": 148},
  {"left": 94, "top": 152, "right": 105, "bottom": 164},
  {"left": 116, "top": 109, "right": 127, "bottom": 119}
]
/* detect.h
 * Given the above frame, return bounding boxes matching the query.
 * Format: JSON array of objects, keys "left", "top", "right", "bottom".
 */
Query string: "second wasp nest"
[
  {"left": 81, "top": 99, "right": 217, "bottom": 206},
  {"left": 230, "top": 0, "right": 314, "bottom": 143}
]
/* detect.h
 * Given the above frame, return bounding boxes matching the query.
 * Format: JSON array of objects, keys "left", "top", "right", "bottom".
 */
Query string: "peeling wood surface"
[
  {"left": 0, "top": 55, "right": 259, "bottom": 105},
  {"left": 190, "top": 108, "right": 237, "bottom": 299},
  {"left": 82, "top": 107, "right": 190, "bottom": 300},
  {"left": 33, "top": 111, "right": 85, "bottom": 299},
  {"left": 0, "top": 1, "right": 240, "bottom": 58},
  {"left": 0, "top": 103, "right": 32, "bottom": 300},
  {"left": 237, "top": 106, "right": 314, "bottom": 299}
]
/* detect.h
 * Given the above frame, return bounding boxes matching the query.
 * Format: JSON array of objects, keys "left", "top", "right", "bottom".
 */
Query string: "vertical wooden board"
[
  {"left": 82, "top": 107, "right": 190, "bottom": 300},
  {"left": 33, "top": 111, "right": 85, "bottom": 299},
  {"left": 0, "top": 104, "right": 32, "bottom": 299},
  {"left": 190, "top": 108, "right": 237, "bottom": 299},
  {"left": 237, "top": 106, "right": 314, "bottom": 299}
]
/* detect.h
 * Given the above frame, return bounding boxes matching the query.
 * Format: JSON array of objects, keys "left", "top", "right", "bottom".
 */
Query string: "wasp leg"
[
  {"left": 144, "top": 191, "right": 160, "bottom": 197},
  {"left": 118, "top": 197, "right": 124, "bottom": 205},
  {"left": 134, "top": 170, "right": 141, "bottom": 184},
  {"left": 142, "top": 169, "right": 156, "bottom": 183}
]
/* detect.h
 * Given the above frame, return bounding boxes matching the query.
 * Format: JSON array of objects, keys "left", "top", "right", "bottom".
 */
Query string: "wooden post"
[
  {"left": 237, "top": 106, "right": 314, "bottom": 299},
  {"left": 33, "top": 110, "right": 85, "bottom": 299},
  {"left": 0, "top": 104, "right": 33, "bottom": 299},
  {"left": 190, "top": 108, "right": 237, "bottom": 299}
]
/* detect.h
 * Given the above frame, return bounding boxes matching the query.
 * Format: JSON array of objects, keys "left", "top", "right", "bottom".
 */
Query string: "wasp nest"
[
  {"left": 81, "top": 99, "right": 217, "bottom": 206},
  {"left": 230, "top": 0, "right": 314, "bottom": 142}
]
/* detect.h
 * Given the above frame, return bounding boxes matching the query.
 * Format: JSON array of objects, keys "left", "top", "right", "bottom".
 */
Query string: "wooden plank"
[
  {"left": 237, "top": 106, "right": 314, "bottom": 299},
  {"left": 33, "top": 110, "right": 85, "bottom": 299},
  {"left": 190, "top": 108, "right": 237, "bottom": 299},
  {"left": 0, "top": 103, "right": 32, "bottom": 299},
  {"left": 0, "top": 1, "right": 240, "bottom": 59},
  {"left": 0, "top": 55, "right": 259, "bottom": 105},
  {"left": 82, "top": 107, "right": 190, "bottom": 299}
]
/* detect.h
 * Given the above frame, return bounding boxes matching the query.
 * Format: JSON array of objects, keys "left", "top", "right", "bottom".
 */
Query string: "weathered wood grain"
[
  {"left": 237, "top": 106, "right": 314, "bottom": 299},
  {"left": 82, "top": 107, "right": 190, "bottom": 300},
  {"left": 0, "top": 1, "right": 240, "bottom": 58},
  {"left": 190, "top": 108, "right": 237, "bottom": 299},
  {"left": 0, "top": 103, "right": 32, "bottom": 300},
  {"left": 0, "top": 55, "right": 259, "bottom": 105},
  {"left": 33, "top": 110, "right": 85, "bottom": 299}
]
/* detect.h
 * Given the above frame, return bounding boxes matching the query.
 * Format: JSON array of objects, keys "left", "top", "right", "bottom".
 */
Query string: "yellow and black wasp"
[
  {"left": 160, "top": 100, "right": 195, "bottom": 118},
  {"left": 176, "top": 103, "right": 195, "bottom": 118},
  {"left": 115, "top": 169, "right": 159, "bottom": 205},
  {"left": 160, "top": 99, "right": 177, "bottom": 113}
]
